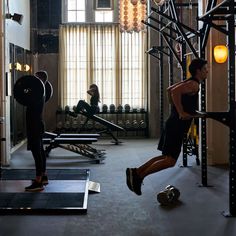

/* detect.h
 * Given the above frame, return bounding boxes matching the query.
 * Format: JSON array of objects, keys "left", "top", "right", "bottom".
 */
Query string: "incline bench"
[
  {"left": 80, "top": 112, "right": 125, "bottom": 144},
  {"left": 43, "top": 132, "right": 105, "bottom": 163}
]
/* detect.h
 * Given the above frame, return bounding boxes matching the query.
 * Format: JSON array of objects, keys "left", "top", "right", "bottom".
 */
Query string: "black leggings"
[
  {"left": 30, "top": 138, "right": 46, "bottom": 176},
  {"left": 75, "top": 100, "right": 97, "bottom": 115}
]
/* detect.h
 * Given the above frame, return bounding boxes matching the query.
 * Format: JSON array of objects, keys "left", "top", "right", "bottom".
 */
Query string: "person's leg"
[
  {"left": 126, "top": 155, "right": 176, "bottom": 195},
  {"left": 136, "top": 155, "right": 177, "bottom": 179},
  {"left": 30, "top": 140, "right": 43, "bottom": 181},
  {"left": 40, "top": 141, "right": 49, "bottom": 185},
  {"left": 75, "top": 100, "right": 91, "bottom": 113},
  {"left": 25, "top": 139, "right": 44, "bottom": 191},
  {"left": 135, "top": 155, "right": 166, "bottom": 176}
]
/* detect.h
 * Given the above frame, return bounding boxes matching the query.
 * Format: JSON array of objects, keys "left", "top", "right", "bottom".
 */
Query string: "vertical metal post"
[
  {"left": 222, "top": 0, "right": 236, "bottom": 217},
  {"left": 199, "top": 63, "right": 207, "bottom": 186},
  {"left": 198, "top": 2, "right": 208, "bottom": 185},
  {"left": 159, "top": 6, "right": 164, "bottom": 133},
  {"left": 168, "top": 29, "right": 174, "bottom": 87},
  {"left": 181, "top": 42, "right": 188, "bottom": 167}
]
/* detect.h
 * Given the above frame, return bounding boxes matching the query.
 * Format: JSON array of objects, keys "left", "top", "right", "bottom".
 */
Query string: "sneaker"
[
  {"left": 41, "top": 175, "right": 49, "bottom": 185},
  {"left": 132, "top": 168, "right": 143, "bottom": 196},
  {"left": 126, "top": 168, "right": 134, "bottom": 192},
  {"left": 25, "top": 180, "right": 44, "bottom": 192}
]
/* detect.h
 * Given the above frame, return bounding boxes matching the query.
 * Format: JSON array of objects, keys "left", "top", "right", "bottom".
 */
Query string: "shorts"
[{"left": 158, "top": 114, "right": 192, "bottom": 160}]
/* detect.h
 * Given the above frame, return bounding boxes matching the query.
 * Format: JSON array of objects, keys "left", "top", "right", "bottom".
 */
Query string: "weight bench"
[
  {"left": 80, "top": 112, "right": 125, "bottom": 144},
  {"left": 43, "top": 132, "right": 105, "bottom": 163},
  {"left": 44, "top": 131, "right": 101, "bottom": 139}
]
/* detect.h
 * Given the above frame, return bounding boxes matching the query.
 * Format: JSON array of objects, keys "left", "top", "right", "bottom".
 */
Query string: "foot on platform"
[{"left": 25, "top": 180, "right": 44, "bottom": 192}]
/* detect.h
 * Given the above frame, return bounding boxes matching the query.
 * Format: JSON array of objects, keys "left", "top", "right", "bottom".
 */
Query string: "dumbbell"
[
  {"left": 13, "top": 75, "right": 53, "bottom": 107},
  {"left": 102, "top": 104, "right": 108, "bottom": 113},
  {"left": 157, "top": 185, "right": 180, "bottom": 206}
]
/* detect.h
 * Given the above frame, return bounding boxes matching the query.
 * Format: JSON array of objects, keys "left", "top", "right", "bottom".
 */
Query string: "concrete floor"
[{"left": 0, "top": 138, "right": 236, "bottom": 236}]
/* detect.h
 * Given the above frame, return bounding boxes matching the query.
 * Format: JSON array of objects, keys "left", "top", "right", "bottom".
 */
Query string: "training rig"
[
  {"left": 145, "top": 0, "right": 236, "bottom": 217},
  {"left": 144, "top": 0, "right": 199, "bottom": 167}
]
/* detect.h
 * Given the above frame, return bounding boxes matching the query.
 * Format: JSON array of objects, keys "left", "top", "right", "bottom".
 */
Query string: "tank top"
[{"left": 172, "top": 77, "right": 199, "bottom": 115}]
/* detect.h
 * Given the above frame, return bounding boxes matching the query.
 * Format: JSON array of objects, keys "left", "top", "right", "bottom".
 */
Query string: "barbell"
[{"left": 13, "top": 75, "right": 53, "bottom": 107}]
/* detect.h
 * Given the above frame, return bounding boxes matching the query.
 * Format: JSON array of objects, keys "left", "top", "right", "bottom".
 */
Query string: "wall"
[
  {"left": 5, "top": 0, "right": 30, "bottom": 49},
  {"left": 199, "top": 0, "right": 229, "bottom": 165},
  {"left": 3, "top": 0, "right": 30, "bottom": 165},
  {"left": 32, "top": 0, "right": 119, "bottom": 131},
  {"left": 205, "top": 13, "right": 228, "bottom": 164}
]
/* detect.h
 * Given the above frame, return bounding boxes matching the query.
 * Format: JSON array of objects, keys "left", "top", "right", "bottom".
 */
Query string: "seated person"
[{"left": 71, "top": 84, "right": 100, "bottom": 116}]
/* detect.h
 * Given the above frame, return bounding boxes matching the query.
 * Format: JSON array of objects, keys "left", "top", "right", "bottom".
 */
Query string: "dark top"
[
  {"left": 171, "top": 77, "right": 199, "bottom": 116},
  {"left": 158, "top": 77, "right": 200, "bottom": 160},
  {"left": 90, "top": 96, "right": 99, "bottom": 110}
]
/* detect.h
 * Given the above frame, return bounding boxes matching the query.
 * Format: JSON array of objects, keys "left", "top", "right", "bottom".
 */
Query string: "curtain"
[{"left": 59, "top": 24, "right": 147, "bottom": 110}]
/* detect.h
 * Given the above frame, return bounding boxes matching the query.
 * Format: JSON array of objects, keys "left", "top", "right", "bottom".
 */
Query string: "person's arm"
[
  {"left": 87, "top": 88, "right": 95, "bottom": 96},
  {"left": 167, "top": 81, "right": 184, "bottom": 104},
  {"left": 170, "top": 80, "right": 199, "bottom": 119}
]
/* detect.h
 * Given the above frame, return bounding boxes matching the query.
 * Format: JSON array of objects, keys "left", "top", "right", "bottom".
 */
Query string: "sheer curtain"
[{"left": 59, "top": 24, "right": 147, "bottom": 109}]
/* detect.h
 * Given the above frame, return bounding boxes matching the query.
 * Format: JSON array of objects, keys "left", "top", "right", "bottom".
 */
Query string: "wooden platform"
[{"left": 0, "top": 169, "right": 90, "bottom": 214}]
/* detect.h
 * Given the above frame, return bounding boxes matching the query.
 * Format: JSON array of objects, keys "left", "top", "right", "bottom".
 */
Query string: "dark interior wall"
[
  {"left": 30, "top": 0, "right": 61, "bottom": 54},
  {"left": 30, "top": 0, "right": 61, "bottom": 131}
]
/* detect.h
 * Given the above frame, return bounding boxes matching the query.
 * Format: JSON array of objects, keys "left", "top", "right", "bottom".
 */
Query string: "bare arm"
[
  {"left": 87, "top": 88, "right": 95, "bottom": 96},
  {"left": 167, "top": 81, "right": 184, "bottom": 104},
  {"left": 170, "top": 80, "right": 199, "bottom": 119}
]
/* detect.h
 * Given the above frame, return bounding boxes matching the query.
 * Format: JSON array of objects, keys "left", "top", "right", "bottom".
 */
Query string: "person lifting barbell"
[{"left": 13, "top": 70, "right": 53, "bottom": 192}]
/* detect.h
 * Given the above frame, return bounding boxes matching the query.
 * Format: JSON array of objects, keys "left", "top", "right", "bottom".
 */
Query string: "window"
[
  {"left": 95, "top": 10, "right": 113, "bottom": 22},
  {"left": 65, "top": 0, "right": 86, "bottom": 22},
  {"left": 59, "top": 24, "right": 147, "bottom": 109},
  {"left": 63, "top": 0, "right": 115, "bottom": 23}
]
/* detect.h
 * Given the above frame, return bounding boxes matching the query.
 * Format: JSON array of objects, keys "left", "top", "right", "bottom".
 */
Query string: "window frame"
[
  {"left": 62, "top": 0, "right": 116, "bottom": 23},
  {"left": 94, "top": 0, "right": 114, "bottom": 10},
  {"left": 62, "top": 0, "right": 86, "bottom": 23}
]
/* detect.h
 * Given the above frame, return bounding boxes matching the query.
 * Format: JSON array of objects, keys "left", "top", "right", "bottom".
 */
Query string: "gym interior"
[{"left": 0, "top": 0, "right": 236, "bottom": 235}]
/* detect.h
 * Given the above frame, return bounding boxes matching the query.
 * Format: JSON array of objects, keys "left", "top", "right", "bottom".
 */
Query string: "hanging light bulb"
[
  {"left": 119, "top": 0, "right": 147, "bottom": 33},
  {"left": 131, "top": 0, "right": 138, "bottom": 5},
  {"left": 24, "top": 64, "right": 31, "bottom": 72},
  {"left": 213, "top": 45, "right": 228, "bottom": 63},
  {"left": 15, "top": 62, "right": 22, "bottom": 71}
]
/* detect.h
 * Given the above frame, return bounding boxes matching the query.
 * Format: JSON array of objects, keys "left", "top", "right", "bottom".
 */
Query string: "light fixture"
[
  {"left": 213, "top": 45, "right": 228, "bottom": 63},
  {"left": 6, "top": 13, "right": 23, "bottom": 25},
  {"left": 24, "top": 64, "right": 31, "bottom": 72},
  {"left": 15, "top": 62, "right": 22, "bottom": 71},
  {"left": 119, "top": 0, "right": 147, "bottom": 33}
]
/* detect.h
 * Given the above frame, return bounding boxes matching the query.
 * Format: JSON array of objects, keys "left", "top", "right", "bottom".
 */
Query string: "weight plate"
[
  {"left": 13, "top": 75, "right": 45, "bottom": 107},
  {"left": 45, "top": 81, "right": 53, "bottom": 102}
]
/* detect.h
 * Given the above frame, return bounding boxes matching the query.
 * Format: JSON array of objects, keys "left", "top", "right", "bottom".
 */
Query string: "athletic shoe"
[
  {"left": 25, "top": 180, "right": 44, "bottom": 192},
  {"left": 132, "top": 168, "right": 143, "bottom": 196},
  {"left": 41, "top": 175, "right": 49, "bottom": 185},
  {"left": 126, "top": 168, "right": 134, "bottom": 192}
]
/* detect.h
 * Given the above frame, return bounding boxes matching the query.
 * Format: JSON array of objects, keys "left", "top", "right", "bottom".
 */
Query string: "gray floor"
[{"left": 0, "top": 138, "right": 236, "bottom": 236}]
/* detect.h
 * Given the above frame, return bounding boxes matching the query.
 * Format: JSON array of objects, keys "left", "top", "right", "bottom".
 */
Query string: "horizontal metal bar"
[
  {"left": 151, "top": 6, "right": 200, "bottom": 36},
  {"left": 142, "top": 21, "right": 182, "bottom": 43},
  {"left": 152, "top": 46, "right": 170, "bottom": 56},
  {"left": 148, "top": 16, "right": 179, "bottom": 35},
  {"left": 210, "top": 21, "right": 228, "bottom": 35},
  {"left": 198, "top": 0, "right": 231, "bottom": 20},
  {"left": 147, "top": 52, "right": 161, "bottom": 60}
]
